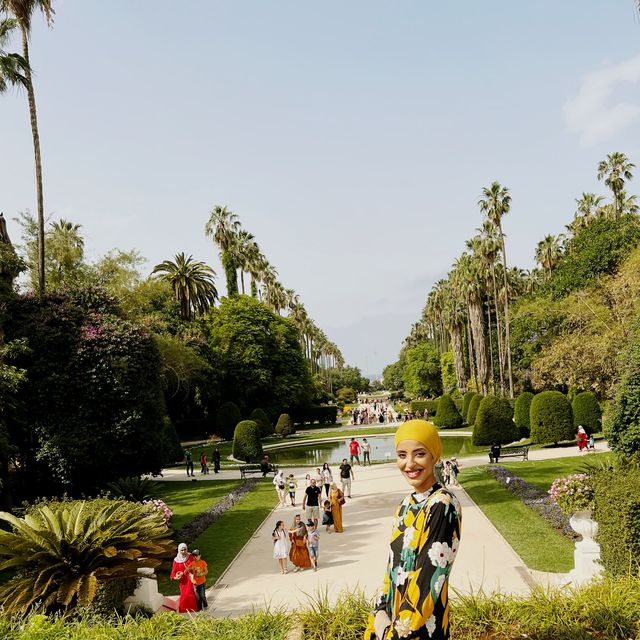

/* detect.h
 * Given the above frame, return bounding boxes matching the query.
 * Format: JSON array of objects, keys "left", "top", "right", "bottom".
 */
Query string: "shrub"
[
  {"left": 106, "top": 477, "right": 159, "bottom": 501},
  {"left": 336, "top": 387, "right": 357, "bottom": 404},
  {"left": 410, "top": 400, "right": 427, "bottom": 415},
  {"left": 594, "top": 469, "right": 640, "bottom": 576},
  {"left": 216, "top": 401, "right": 242, "bottom": 441},
  {"left": 530, "top": 391, "right": 574, "bottom": 445},
  {"left": 462, "top": 391, "right": 475, "bottom": 421},
  {"left": 514, "top": 391, "right": 534, "bottom": 438},
  {"left": 466, "top": 394, "right": 483, "bottom": 426},
  {"left": 249, "top": 408, "right": 272, "bottom": 438},
  {"left": 572, "top": 391, "right": 602, "bottom": 434},
  {"left": 433, "top": 394, "right": 463, "bottom": 428},
  {"left": 232, "top": 420, "right": 263, "bottom": 462},
  {"left": 275, "top": 413, "right": 295, "bottom": 438},
  {"left": 548, "top": 474, "right": 595, "bottom": 515},
  {"left": 424, "top": 398, "right": 439, "bottom": 417},
  {"left": 472, "top": 395, "right": 519, "bottom": 446},
  {"left": 0, "top": 500, "right": 173, "bottom": 614},
  {"left": 159, "top": 416, "right": 184, "bottom": 466}
]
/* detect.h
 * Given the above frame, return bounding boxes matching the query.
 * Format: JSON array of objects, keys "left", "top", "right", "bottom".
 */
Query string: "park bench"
[
  {"left": 239, "top": 464, "right": 278, "bottom": 479},
  {"left": 488, "top": 445, "right": 529, "bottom": 463}
]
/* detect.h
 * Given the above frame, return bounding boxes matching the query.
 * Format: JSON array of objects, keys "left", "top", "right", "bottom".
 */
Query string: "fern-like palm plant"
[
  {"left": 0, "top": 500, "right": 174, "bottom": 614},
  {"left": 106, "top": 476, "right": 159, "bottom": 501}
]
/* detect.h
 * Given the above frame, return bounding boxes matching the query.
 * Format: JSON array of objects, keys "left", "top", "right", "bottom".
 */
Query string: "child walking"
[
  {"left": 287, "top": 474, "right": 298, "bottom": 507},
  {"left": 305, "top": 519, "right": 321, "bottom": 572},
  {"left": 272, "top": 520, "right": 290, "bottom": 574},
  {"left": 322, "top": 499, "right": 334, "bottom": 533},
  {"left": 188, "top": 549, "right": 208, "bottom": 610}
]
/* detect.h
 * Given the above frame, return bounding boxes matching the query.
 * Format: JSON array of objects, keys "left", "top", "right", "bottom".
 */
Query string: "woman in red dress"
[{"left": 170, "top": 543, "right": 198, "bottom": 612}]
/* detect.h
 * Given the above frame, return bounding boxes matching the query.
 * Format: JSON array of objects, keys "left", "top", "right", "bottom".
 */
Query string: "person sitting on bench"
[
  {"left": 260, "top": 455, "right": 272, "bottom": 477},
  {"left": 489, "top": 443, "right": 501, "bottom": 463}
]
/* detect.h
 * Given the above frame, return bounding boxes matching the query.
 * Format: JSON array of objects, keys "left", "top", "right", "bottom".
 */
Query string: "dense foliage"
[
  {"left": 402, "top": 341, "right": 442, "bottom": 397},
  {"left": 249, "top": 408, "right": 272, "bottom": 438},
  {"left": 466, "top": 394, "right": 483, "bottom": 426},
  {"left": 287, "top": 405, "right": 338, "bottom": 425},
  {"left": 433, "top": 393, "right": 463, "bottom": 428},
  {"left": 472, "top": 395, "right": 519, "bottom": 446},
  {"left": 336, "top": 387, "right": 357, "bottom": 404},
  {"left": 461, "top": 391, "right": 475, "bottom": 421},
  {"left": 514, "top": 391, "right": 534, "bottom": 438},
  {"left": 275, "top": 413, "right": 295, "bottom": 438},
  {"left": 232, "top": 420, "right": 263, "bottom": 462},
  {"left": 529, "top": 391, "right": 574, "bottom": 445},
  {"left": 216, "top": 401, "right": 242, "bottom": 441},
  {"left": 571, "top": 391, "right": 601, "bottom": 434}
]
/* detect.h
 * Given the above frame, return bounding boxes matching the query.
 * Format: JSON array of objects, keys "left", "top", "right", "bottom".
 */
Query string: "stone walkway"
[{"left": 156, "top": 443, "right": 609, "bottom": 615}]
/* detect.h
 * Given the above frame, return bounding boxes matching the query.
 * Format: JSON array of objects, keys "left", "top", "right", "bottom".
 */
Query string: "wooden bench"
[
  {"left": 239, "top": 464, "right": 278, "bottom": 479},
  {"left": 488, "top": 445, "right": 529, "bottom": 463}
]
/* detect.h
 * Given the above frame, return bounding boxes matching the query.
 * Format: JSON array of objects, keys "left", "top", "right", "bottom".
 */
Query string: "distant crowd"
[{"left": 348, "top": 401, "right": 432, "bottom": 425}]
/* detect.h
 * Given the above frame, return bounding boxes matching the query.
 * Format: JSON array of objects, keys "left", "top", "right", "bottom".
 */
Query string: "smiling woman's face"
[{"left": 396, "top": 439, "right": 436, "bottom": 493}]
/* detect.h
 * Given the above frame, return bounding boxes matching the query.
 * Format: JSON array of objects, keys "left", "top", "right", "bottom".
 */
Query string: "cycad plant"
[
  {"left": 0, "top": 500, "right": 174, "bottom": 614},
  {"left": 106, "top": 476, "right": 159, "bottom": 501}
]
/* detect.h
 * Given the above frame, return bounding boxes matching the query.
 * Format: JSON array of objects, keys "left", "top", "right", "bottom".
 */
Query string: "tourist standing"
[
  {"left": 349, "top": 438, "right": 361, "bottom": 465},
  {"left": 170, "top": 543, "right": 198, "bottom": 613},
  {"left": 321, "top": 463, "right": 333, "bottom": 497},
  {"left": 303, "top": 478, "right": 322, "bottom": 525},
  {"left": 272, "top": 520, "right": 290, "bottom": 574},
  {"left": 329, "top": 482, "right": 345, "bottom": 532},
  {"left": 361, "top": 438, "right": 372, "bottom": 466},
  {"left": 305, "top": 519, "right": 321, "bottom": 571},
  {"left": 212, "top": 447, "right": 221, "bottom": 473},
  {"left": 184, "top": 448, "right": 194, "bottom": 477},
  {"left": 339, "top": 458, "right": 355, "bottom": 498},
  {"left": 364, "top": 420, "right": 461, "bottom": 640},
  {"left": 188, "top": 549, "right": 208, "bottom": 610},
  {"left": 289, "top": 515, "right": 312, "bottom": 571},
  {"left": 273, "top": 470, "right": 287, "bottom": 507}
]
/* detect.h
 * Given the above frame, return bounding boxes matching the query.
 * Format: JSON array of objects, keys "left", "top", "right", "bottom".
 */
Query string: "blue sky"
[{"left": 2, "top": 1, "right": 640, "bottom": 375}]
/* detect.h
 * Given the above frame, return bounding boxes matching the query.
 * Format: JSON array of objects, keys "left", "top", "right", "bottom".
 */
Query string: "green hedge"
[
  {"left": 249, "top": 408, "right": 272, "bottom": 438},
  {"left": 275, "top": 413, "right": 295, "bottom": 438},
  {"left": 462, "top": 391, "right": 475, "bottom": 421},
  {"left": 336, "top": 387, "right": 357, "bottom": 403},
  {"left": 530, "top": 391, "right": 574, "bottom": 444},
  {"left": 466, "top": 394, "right": 483, "bottom": 426},
  {"left": 514, "top": 391, "right": 534, "bottom": 438},
  {"left": 287, "top": 406, "right": 338, "bottom": 425},
  {"left": 433, "top": 394, "right": 463, "bottom": 428},
  {"left": 159, "top": 417, "right": 184, "bottom": 466},
  {"left": 232, "top": 420, "right": 263, "bottom": 462},
  {"left": 572, "top": 392, "right": 602, "bottom": 435},
  {"left": 594, "top": 469, "right": 640, "bottom": 576},
  {"left": 216, "top": 401, "right": 242, "bottom": 441},
  {"left": 472, "top": 395, "right": 519, "bottom": 446}
]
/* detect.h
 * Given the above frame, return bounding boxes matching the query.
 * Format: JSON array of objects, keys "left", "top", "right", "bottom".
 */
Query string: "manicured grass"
[
  {"left": 501, "top": 451, "right": 612, "bottom": 492},
  {"left": 157, "top": 479, "right": 277, "bottom": 595},
  {"left": 459, "top": 466, "right": 575, "bottom": 572}
]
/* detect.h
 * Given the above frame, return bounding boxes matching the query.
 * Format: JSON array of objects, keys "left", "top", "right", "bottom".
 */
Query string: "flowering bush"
[
  {"left": 548, "top": 474, "right": 595, "bottom": 515},
  {"left": 142, "top": 499, "right": 173, "bottom": 526}
]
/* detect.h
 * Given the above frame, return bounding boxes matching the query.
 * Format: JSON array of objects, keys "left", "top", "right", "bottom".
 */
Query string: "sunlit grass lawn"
[
  {"left": 459, "top": 465, "right": 575, "bottom": 572},
  {"left": 156, "top": 479, "right": 277, "bottom": 595}
]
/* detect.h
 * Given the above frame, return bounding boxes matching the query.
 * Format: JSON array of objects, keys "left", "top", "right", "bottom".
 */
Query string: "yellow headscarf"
[{"left": 394, "top": 419, "right": 442, "bottom": 462}]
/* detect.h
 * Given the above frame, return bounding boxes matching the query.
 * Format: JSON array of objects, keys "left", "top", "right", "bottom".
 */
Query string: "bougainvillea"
[{"left": 548, "top": 474, "right": 595, "bottom": 515}]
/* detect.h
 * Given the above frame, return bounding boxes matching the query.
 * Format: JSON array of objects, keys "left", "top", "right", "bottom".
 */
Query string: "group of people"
[
  {"left": 184, "top": 447, "right": 222, "bottom": 477},
  {"left": 170, "top": 543, "right": 209, "bottom": 613},
  {"left": 434, "top": 457, "right": 461, "bottom": 488}
]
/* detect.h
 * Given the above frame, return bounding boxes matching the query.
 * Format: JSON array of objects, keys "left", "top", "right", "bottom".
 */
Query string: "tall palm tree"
[
  {"left": 204, "top": 205, "right": 240, "bottom": 296},
  {"left": 478, "top": 181, "right": 514, "bottom": 398},
  {"left": 233, "top": 229, "right": 255, "bottom": 295},
  {"left": 597, "top": 152, "right": 635, "bottom": 218},
  {"left": 535, "top": 234, "right": 564, "bottom": 279},
  {"left": 152, "top": 253, "right": 218, "bottom": 320},
  {"left": 1, "top": 0, "right": 53, "bottom": 297},
  {"left": 0, "top": 18, "right": 28, "bottom": 92},
  {"left": 47, "top": 218, "right": 83, "bottom": 286},
  {"left": 440, "top": 277, "right": 468, "bottom": 394}
]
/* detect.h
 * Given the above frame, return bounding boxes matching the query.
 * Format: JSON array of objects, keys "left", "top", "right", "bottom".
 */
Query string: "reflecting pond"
[{"left": 265, "top": 434, "right": 479, "bottom": 467}]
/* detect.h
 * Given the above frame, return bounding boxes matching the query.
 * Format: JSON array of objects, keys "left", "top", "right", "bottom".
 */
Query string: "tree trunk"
[
  {"left": 465, "top": 313, "right": 478, "bottom": 393},
  {"left": 250, "top": 278, "right": 257, "bottom": 297},
  {"left": 240, "top": 270, "right": 245, "bottom": 295},
  {"left": 469, "top": 297, "right": 488, "bottom": 395},
  {"left": 491, "top": 267, "right": 505, "bottom": 395},
  {"left": 21, "top": 28, "right": 46, "bottom": 297},
  {"left": 449, "top": 321, "right": 467, "bottom": 394},
  {"left": 499, "top": 226, "right": 514, "bottom": 398},
  {"left": 222, "top": 252, "right": 238, "bottom": 295},
  {"left": 485, "top": 298, "right": 495, "bottom": 395}
]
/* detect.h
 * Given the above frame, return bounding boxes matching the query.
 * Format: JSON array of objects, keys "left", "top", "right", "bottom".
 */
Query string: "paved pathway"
[{"left": 156, "top": 443, "right": 609, "bottom": 615}]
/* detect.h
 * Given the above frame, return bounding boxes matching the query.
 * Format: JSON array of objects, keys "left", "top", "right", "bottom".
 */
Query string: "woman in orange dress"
[
  {"left": 329, "top": 483, "right": 345, "bottom": 532},
  {"left": 288, "top": 514, "right": 312, "bottom": 571}
]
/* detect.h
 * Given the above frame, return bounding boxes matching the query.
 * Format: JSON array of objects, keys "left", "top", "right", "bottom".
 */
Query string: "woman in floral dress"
[{"left": 364, "top": 420, "right": 461, "bottom": 640}]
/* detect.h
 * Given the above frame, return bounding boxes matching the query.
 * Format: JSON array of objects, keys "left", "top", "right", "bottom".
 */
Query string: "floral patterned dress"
[{"left": 364, "top": 484, "right": 461, "bottom": 639}]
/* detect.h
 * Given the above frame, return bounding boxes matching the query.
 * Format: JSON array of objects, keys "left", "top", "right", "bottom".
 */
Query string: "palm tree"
[
  {"left": 1, "top": 0, "right": 54, "bottom": 297},
  {"left": 567, "top": 193, "right": 605, "bottom": 234},
  {"left": 47, "top": 218, "right": 84, "bottom": 286},
  {"left": 597, "top": 152, "right": 635, "bottom": 218},
  {"left": 233, "top": 229, "right": 255, "bottom": 295},
  {"left": 535, "top": 234, "right": 564, "bottom": 279},
  {"left": 0, "top": 18, "right": 28, "bottom": 92},
  {"left": 440, "top": 277, "right": 468, "bottom": 394},
  {"left": 204, "top": 205, "right": 240, "bottom": 296},
  {"left": 478, "top": 181, "right": 514, "bottom": 398},
  {"left": 152, "top": 253, "right": 218, "bottom": 320}
]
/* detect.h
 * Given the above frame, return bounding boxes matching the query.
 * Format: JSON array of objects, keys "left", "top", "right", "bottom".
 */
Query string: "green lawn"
[
  {"left": 459, "top": 465, "right": 575, "bottom": 572},
  {"left": 157, "top": 479, "right": 277, "bottom": 595},
  {"left": 500, "top": 451, "right": 612, "bottom": 492}
]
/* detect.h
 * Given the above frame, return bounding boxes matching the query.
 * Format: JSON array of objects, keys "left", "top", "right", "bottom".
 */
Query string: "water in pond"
[{"left": 265, "top": 434, "right": 478, "bottom": 467}]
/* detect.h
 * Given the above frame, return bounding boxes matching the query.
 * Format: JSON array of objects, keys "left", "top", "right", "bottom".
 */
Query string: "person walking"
[
  {"left": 349, "top": 438, "right": 361, "bottom": 465},
  {"left": 272, "top": 520, "right": 290, "bottom": 574},
  {"left": 212, "top": 447, "right": 221, "bottom": 473},
  {"left": 361, "top": 438, "right": 372, "bottom": 466},
  {"left": 329, "top": 482, "right": 345, "bottom": 533},
  {"left": 322, "top": 499, "right": 334, "bottom": 532},
  {"left": 339, "top": 458, "right": 355, "bottom": 498},
  {"left": 303, "top": 478, "right": 322, "bottom": 526},
  {"left": 289, "top": 514, "right": 312, "bottom": 571},
  {"left": 305, "top": 519, "right": 321, "bottom": 571},
  {"left": 273, "top": 470, "right": 287, "bottom": 507},
  {"left": 321, "top": 463, "right": 333, "bottom": 497},
  {"left": 188, "top": 549, "right": 208, "bottom": 610},
  {"left": 170, "top": 543, "right": 198, "bottom": 613},
  {"left": 287, "top": 474, "right": 298, "bottom": 507},
  {"left": 200, "top": 451, "right": 208, "bottom": 475},
  {"left": 184, "top": 448, "right": 194, "bottom": 477},
  {"left": 364, "top": 420, "right": 461, "bottom": 640}
]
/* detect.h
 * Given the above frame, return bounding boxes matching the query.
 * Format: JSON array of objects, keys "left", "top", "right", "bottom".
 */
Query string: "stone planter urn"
[{"left": 567, "top": 509, "right": 602, "bottom": 585}]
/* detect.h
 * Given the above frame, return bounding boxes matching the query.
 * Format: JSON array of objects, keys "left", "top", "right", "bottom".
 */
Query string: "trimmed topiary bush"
[
  {"left": 473, "top": 395, "right": 519, "bottom": 446},
  {"left": 594, "top": 468, "right": 640, "bottom": 576},
  {"left": 572, "top": 392, "right": 602, "bottom": 435},
  {"left": 275, "top": 413, "right": 295, "bottom": 438},
  {"left": 530, "top": 391, "right": 574, "bottom": 445},
  {"left": 514, "top": 391, "right": 534, "bottom": 438},
  {"left": 467, "top": 394, "right": 483, "bottom": 426},
  {"left": 433, "top": 394, "right": 463, "bottom": 428},
  {"left": 249, "top": 408, "right": 272, "bottom": 438},
  {"left": 410, "top": 400, "right": 428, "bottom": 415},
  {"left": 159, "top": 416, "right": 184, "bottom": 466},
  {"left": 424, "top": 399, "right": 439, "bottom": 418},
  {"left": 216, "top": 401, "right": 242, "bottom": 441},
  {"left": 232, "top": 420, "right": 263, "bottom": 462},
  {"left": 462, "top": 391, "right": 475, "bottom": 421}
]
